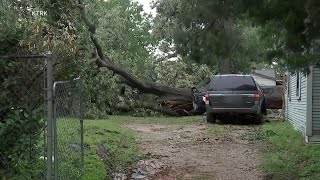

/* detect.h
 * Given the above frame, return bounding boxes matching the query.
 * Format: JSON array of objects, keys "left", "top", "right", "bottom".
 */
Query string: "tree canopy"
[
  {"left": 152, "top": 0, "right": 320, "bottom": 73},
  {"left": 2, "top": 0, "right": 320, "bottom": 178},
  {"left": 248, "top": 0, "right": 320, "bottom": 71},
  {"left": 1, "top": 0, "right": 318, "bottom": 119}
]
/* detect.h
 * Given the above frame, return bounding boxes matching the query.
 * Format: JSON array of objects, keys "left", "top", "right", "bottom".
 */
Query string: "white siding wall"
[
  {"left": 287, "top": 73, "right": 308, "bottom": 134},
  {"left": 251, "top": 74, "right": 276, "bottom": 86},
  {"left": 312, "top": 67, "right": 320, "bottom": 135}
]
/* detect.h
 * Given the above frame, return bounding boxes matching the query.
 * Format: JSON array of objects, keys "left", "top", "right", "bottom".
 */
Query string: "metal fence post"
[
  {"left": 46, "top": 51, "right": 54, "bottom": 180},
  {"left": 53, "top": 82, "right": 58, "bottom": 180},
  {"left": 80, "top": 82, "right": 84, "bottom": 171}
]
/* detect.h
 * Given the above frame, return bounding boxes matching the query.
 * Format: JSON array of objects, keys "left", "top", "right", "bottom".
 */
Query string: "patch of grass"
[
  {"left": 83, "top": 119, "right": 140, "bottom": 180},
  {"left": 245, "top": 129, "right": 276, "bottom": 141},
  {"left": 261, "top": 122, "right": 320, "bottom": 180},
  {"left": 56, "top": 118, "right": 84, "bottom": 179}
]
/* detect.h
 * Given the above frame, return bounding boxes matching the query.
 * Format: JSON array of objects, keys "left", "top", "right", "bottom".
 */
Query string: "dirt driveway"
[{"left": 127, "top": 120, "right": 264, "bottom": 180}]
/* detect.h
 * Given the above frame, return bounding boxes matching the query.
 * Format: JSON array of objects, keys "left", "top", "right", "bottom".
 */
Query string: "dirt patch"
[{"left": 127, "top": 122, "right": 264, "bottom": 180}]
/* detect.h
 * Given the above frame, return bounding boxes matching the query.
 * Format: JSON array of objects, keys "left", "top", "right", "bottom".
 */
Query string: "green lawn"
[
  {"left": 83, "top": 118, "right": 139, "bottom": 180},
  {"left": 56, "top": 118, "right": 83, "bottom": 180},
  {"left": 261, "top": 122, "right": 320, "bottom": 180}
]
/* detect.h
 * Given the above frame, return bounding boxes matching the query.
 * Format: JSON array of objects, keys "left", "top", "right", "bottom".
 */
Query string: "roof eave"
[{"left": 251, "top": 72, "right": 276, "bottom": 80}]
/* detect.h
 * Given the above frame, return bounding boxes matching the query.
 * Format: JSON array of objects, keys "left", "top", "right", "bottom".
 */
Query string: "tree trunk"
[
  {"left": 218, "top": 18, "right": 238, "bottom": 75},
  {"left": 260, "top": 86, "right": 283, "bottom": 109},
  {"left": 218, "top": 58, "right": 231, "bottom": 74}
]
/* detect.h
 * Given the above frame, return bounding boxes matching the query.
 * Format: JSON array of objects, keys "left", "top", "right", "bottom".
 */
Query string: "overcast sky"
[
  {"left": 135, "top": 0, "right": 171, "bottom": 57},
  {"left": 135, "top": 0, "right": 156, "bottom": 16}
]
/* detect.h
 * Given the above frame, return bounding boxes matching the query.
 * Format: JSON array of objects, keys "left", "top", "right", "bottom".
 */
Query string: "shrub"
[{"left": 0, "top": 108, "right": 45, "bottom": 178}]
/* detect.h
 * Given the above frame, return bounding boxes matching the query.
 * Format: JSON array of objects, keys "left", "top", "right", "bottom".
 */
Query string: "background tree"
[
  {"left": 244, "top": 0, "right": 320, "bottom": 71},
  {"left": 152, "top": 0, "right": 272, "bottom": 74},
  {"left": 1, "top": 0, "right": 217, "bottom": 118}
]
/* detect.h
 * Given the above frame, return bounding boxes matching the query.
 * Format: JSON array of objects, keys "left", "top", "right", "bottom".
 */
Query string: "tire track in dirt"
[{"left": 127, "top": 122, "right": 264, "bottom": 180}]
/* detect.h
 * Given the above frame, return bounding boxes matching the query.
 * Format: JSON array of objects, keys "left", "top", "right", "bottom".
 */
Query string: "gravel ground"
[{"left": 127, "top": 121, "right": 264, "bottom": 180}]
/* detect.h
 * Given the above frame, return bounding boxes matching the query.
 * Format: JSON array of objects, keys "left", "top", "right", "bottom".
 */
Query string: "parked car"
[{"left": 204, "top": 74, "right": 266, "bottom": 123}]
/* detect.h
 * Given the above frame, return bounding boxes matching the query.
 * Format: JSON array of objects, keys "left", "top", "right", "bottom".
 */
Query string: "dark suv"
[{"left": 204, "top": 74, "right": 266, "bottom": 123}]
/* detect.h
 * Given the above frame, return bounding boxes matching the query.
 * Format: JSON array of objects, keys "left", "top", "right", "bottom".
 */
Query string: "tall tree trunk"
[
  {"left": 218, "top": 58, "right": 231, "bottom": 74},
  {"left": 218, "top": 18, "right": 238, "bottom": 74}
]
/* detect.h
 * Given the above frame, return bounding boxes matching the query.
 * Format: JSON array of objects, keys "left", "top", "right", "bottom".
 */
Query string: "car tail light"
[
  {"left": 204, "top": 92, "right": 209, "bottom": 104},
  {"left": 254, "top": 93, "right": 261, "bottom": 101}
]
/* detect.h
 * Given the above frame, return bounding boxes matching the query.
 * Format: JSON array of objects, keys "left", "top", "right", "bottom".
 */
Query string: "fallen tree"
[
  {"left": 78, "top": 0, "right": 201, "bottom": 116},
  {"left": 260, "top": 86, "right": 283, "bottom": 109},
  {"left": 77, "top": 2, "right": 285, "bottom": 116}
]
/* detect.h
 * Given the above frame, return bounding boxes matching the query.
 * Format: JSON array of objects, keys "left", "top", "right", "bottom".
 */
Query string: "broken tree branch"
[{"left": 78, "top": 0, "right": 197, "bottom": 116}]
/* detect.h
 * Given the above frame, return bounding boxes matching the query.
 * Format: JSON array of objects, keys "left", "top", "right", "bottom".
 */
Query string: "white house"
[
  {"left": 286, "top": 65, "right": 320, "bottom": 143},
  {"left": 250, "top": 69, "right": 276, "bottom": 86}
]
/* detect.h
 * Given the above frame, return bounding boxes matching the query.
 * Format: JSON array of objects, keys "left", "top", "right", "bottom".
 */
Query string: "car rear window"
[{"left": 209, "top": 76, "right": 257, "bottom": 91}]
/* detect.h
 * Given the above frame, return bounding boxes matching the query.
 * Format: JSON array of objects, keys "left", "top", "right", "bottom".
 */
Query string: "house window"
[{"left": 296, "top": 72, "right": 301, "bottom": 99}]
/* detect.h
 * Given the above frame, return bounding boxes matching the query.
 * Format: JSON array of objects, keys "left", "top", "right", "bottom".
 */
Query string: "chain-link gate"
[
  {"left": 53, "top": 80, "right": 84, "bottom": 180},
  {"left": 0, "top": 54, "right": 48, "bottom": 179}
]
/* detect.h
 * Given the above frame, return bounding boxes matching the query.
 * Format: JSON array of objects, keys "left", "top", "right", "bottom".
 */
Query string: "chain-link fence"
[
  {"left": 1, "top": 52, "right": 84, "bottom": 179},
  {"left": 53, "top": 80, "right": 84, "bottom": 180},
  {"left": 0, "top": 54, "right": 47, "bottom": 179}
]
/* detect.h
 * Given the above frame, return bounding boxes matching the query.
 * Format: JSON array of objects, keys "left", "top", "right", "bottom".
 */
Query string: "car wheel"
[
  {"left": 207, "top": 113, "right": 216, "bottom": 123},
  {"left": 261, "top": 100, "right": 267, "bottom": 115}
]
